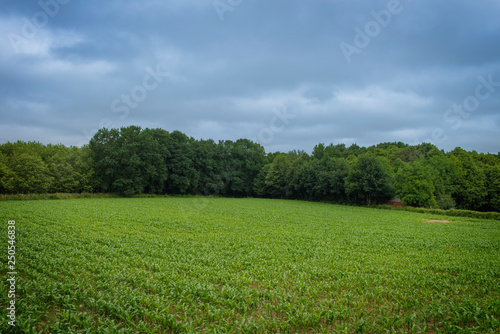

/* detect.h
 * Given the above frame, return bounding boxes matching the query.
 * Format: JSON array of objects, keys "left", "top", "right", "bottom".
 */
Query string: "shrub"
[
  {"left": 391, "top": 205, "right": 500, "bottom": 220},
  {"left": 436, "top": 194, "right": 456, "bottom": 210}
]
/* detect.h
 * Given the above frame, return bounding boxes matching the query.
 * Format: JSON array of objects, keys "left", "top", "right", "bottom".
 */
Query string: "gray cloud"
[{"left": 0, "top": 0, "right": 499, "bottom": 153}]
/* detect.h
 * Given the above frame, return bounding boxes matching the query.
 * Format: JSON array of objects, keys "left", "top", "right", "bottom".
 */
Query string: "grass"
[{"left": 1, "top": 197, "right": 499, "bottom": 333}]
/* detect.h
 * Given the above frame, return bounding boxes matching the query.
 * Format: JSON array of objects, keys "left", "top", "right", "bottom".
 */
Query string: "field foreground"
[{"left": 1, "top": 197, "right": 499, "bottom": 333}]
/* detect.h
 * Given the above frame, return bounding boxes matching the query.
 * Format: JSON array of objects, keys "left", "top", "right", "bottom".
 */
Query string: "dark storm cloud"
[{"left": 0, "top": 0, "right": 499, "bottom": 153}]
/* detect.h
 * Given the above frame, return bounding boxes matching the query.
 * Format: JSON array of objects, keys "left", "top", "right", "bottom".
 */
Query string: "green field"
[{"left": 1, "top": 198, "right": 499, "bottom": 333}]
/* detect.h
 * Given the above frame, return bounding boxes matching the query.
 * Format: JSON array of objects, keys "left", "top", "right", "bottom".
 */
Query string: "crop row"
[{"left": 1, "top": 198, "right": 499, "bottom": 333}]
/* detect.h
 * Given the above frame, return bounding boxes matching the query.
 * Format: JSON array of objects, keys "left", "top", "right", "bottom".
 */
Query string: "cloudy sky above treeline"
[{"left": 1, "top": 0, "right": 499, "bottom": 153}]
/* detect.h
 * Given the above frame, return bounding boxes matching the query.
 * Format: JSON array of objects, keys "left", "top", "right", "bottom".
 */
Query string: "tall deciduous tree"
[
  {"left": 484, "top": 165, "right": 500, "bottom": 212},
  {"left": 253, "top": 163, "right": 271, "bottom": 197},
  {"left": 89, "top": 128, "right": 121, "bottom": 192},
  {"left": 139, "top": 128, "right": 170, "bottom": 194},
  {"left": 265, "top": 154, "right": 292, "bottom": 199},
  {"left": 313, "top": 158, "right": 349, "bottom": 202},
  {"left": 89, "top": 126, "right": 170, "bottom": 196},
  {"left": 0, "top": 152, "right": 13, "bottom": 193},
  {"left": 449, "top": 148, "right": 487, "bottom": 210},
  {"left": 345, "top": 154, "right": 394, "bottom": 205},
  {"left": 165, "top": 130, "right": 199, "bottom": 194},
  {"left": 227, "top": 139, "right": 266, "bottom": 196},
  {"left": 1, "top": 128, "right": 498, "bottom": 214},
  {"left": 395, "top": 161, "right": 437, "bottom": 208},
  {"left": 8, "top": 153, "right": 53, "bottom": 194}
]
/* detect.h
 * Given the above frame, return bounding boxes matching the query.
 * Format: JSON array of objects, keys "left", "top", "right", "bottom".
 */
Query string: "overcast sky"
[{"left": 0, "top": 0, "right": 499, "bottom": 153}]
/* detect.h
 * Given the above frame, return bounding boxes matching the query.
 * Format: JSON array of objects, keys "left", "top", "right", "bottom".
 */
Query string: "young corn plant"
[{"left": 0, "top": 197, "right": 499, "bottom": 333}]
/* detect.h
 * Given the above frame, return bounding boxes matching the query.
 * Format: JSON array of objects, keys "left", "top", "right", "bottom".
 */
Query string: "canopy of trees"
[{"left": 1, "top": 126, "right": 499, "bottom": 212}]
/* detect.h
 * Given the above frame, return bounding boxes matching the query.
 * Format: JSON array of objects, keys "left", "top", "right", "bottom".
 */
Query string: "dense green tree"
[
  {"left": 395, "top": 161, "right": 437, "bottom": 208},
  {"left": 89, "top": 126, "right": 170, "bottom": 196},
  {"left": 1, "top": 128, "right": 497, "bottom": 213},
  {"left": 0, "top": 152, "right": 13, "bottom": 193},
  {"left": 398, "top": 146, "right": 422, "bottom": 162},
  {"left": 345, "top": 143, "right": 366, "bottom": 157},
  {"left": 225, "top": 139, "right": 266, "bottom": 196},
  {"left": 425, "top": 149, "right": 460, "bottom": 209},
  {"left": 415, "top": 143, "right": 440, "bottom": 158},
  {"left": 139, "top": 128, "right": 170, "bottom": 194},
  {"left": 427, "top": 149, "right": 460, "bottom": 196},
  {"left": 285, "top": 154, "right": 311, "bottom": 199},
  {"left": 0, "top": 141, "right": 94, "bottom": 194},
  {"left": 88, "top": 128, "right": 121, "bottom": 192},
  {"left": 265, "top": 154, "right": 292, "bottom": 199},
  {"left": 45, "top": 145, "right": 93, "bottom": 193},
  {"left": 107, "top": 126, "right": 147, "bottom": 196},
  {"left": 312, "top": 143, "right": 325, "bottom": 160},
  {"left": 449, "top": 148, "right": 487, "bottom": 210},
  {"left": 165, "top": 131, "right": 199, "bottom": 194},
  {"left": 8, "top": 153, "right": 53, "bottom": 193},
  {"left": 75, "top": 146, "right": 96, "bottom": 193},
  {"left": 313, "top": 158, "right": 349, "bottom": 202},
  {"left": 483, "top": 165, "right": 500, "bottom": 211},
  {"left": 345, "top": 154, "right": 394, "bottom": 205},
  {"left": 253, "top": 164, "right": 271, "bottom": 197},
  {"left": 193, "top": 139, "right": 224, "bottom": 196},
  {"left": 369, "top": 142, "right": 408, "bottom": 163},
  {"left": 320, "top": 143, "right": 348, "bottom": 159}
]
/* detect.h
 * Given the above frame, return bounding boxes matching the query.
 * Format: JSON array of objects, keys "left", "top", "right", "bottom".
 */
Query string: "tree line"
[{"left": 0, "top": 126, "right": 498, "bottom": 212}]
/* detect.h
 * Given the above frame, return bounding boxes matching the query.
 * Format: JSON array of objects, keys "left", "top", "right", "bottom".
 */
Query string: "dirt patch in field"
[{"left": 424, "top": 219, "right": 450, "bottom": 223}]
